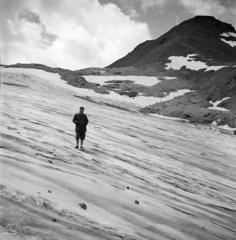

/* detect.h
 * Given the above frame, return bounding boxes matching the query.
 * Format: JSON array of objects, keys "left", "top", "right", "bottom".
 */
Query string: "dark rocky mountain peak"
[{"left": 108, "top": 16, "right": 236, "bottom": 68}]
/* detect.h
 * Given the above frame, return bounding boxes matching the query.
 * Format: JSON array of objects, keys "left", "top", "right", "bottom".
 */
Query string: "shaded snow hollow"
[
  {"left": 165, "top": 54, "right": 226, "bottom": 71},
  {"left": 1, "top": 67, "right": 236, "bottom": 240}
]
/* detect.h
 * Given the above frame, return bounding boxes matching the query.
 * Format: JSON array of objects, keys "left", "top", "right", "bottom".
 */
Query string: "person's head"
[{"left": 79, "top": 106, "right": 85, "bottom": 113}]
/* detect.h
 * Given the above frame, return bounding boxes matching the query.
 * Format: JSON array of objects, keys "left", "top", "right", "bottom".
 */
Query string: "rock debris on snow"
[{"left": 79, "top": 203, "right": 87, "bottom": 210}]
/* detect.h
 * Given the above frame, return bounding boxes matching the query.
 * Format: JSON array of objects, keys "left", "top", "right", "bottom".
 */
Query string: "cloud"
[
  {"left": 18, "top": 8, "right": 41, "bottom": 24},
  {"left": 178, "top": 0, "right": 226, "bottom": 15},
  {"left": 0, "top": 0, "right": 151, "bottom": 70},
  {"left": 177, "top": 0, "right": 236, "bottom": 26},
  {"left": 17, "top": 9, "right": 57, "bottom": 47},
  {"left": 140, "top": 0, "right": 166, "bottom": 10}
]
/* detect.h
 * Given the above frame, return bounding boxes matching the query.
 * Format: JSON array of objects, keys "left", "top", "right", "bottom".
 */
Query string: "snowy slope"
[
  {"left": 2, "top": 68, "right": 193, "bottom": 109},
  {"left": 1, "top": 68, "right": 236, "bottom": 240}
]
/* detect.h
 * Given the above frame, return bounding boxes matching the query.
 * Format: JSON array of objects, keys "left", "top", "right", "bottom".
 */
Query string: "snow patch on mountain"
[
  {"left": 83, "top": 75, "right": 161, "bottom": 87},
  {"left": 2, "top": 67, "right": 192, "bottom": 109},
  {"left": 128, "top": 89, "right": 193, "bottom": 107},
  {"left": 162, "top": 76, "right": 178, "bottom": 80},
  {"left": 220, "top": 38, "right": 236, "bottom": 47},
  {"left": 220, "top": 32, "right": 236, "bottom": 38},
  {"left": 165, "top": 54, "right": 226, "bottom": 71},
  {"left": 220, "top": 32, "right": 236, "bottom": 47},
  {"left": 208, "top": 97, "right": 230, "bottom": 112},
  {"left": 205, "top": 65, "right": 227, "bottom": 71}
]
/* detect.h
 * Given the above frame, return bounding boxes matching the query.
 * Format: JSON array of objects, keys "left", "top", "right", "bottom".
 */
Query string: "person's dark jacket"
[{"left": 73, "top": 113, "right": 88, "bottom": 132}]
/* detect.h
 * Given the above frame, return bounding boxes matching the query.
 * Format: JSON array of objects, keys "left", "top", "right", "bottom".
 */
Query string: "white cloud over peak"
[
  {"left": 140, "top": 0, "right": 166, "bottom": 10},
  {"left": 0, "top": 0, "right": 151, "bottom": 70},
  {"left": 178, "top": 0, "right": 227, "bottom": 16}
]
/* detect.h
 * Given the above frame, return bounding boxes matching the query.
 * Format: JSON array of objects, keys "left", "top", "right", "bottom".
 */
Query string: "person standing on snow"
[{"left": 73, "top": 106, "right": 89, "bottom": 150}]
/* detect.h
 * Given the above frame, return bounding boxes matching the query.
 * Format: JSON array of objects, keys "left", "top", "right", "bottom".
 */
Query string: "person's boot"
[
  {"left": 75, "top": 145, "right": 78, "bottom": 149},
  {"left": 80, "top": 146, "right": 84, "bottom": 151}
]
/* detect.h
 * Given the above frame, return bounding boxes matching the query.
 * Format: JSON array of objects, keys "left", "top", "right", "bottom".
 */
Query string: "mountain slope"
[
  {"left": 1, "top": 67, "right": 236, "bottom": 240},
  {"left": 2, "top": 16, "right": 236, "bottom": 127},
  {"left": 107, "top": 16, "right": 236, "bottom": 127},
  {"left": 108, "top": 16, "right": 236, "bottom": 68}
]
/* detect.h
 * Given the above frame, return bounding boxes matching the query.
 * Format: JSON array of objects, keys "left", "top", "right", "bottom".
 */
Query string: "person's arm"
[{"left": 73, "top": 114, "right": 77, "bottom": 124}]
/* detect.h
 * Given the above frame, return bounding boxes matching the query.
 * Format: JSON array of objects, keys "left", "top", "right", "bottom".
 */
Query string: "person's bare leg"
[
  {"left": 75, "top": 138, "right": 79, "bottom": 149},
  {"left": 80, "top": 139, "right": 84, "bottom": 149}
]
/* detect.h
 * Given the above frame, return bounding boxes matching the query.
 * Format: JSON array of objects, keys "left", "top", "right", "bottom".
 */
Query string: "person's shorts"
[{"left": 76, "top": 130, "right": 86, "bottom": 140}]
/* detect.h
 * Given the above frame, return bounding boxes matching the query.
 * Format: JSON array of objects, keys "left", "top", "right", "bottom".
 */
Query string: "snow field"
[
  {"left": 83, "top": 75, "right": 161, "bottom": 86},
  {"left": 2, "top": 68, "right": 192, "bottom": 109},
  {"left": 1, "top": 67, "right": 236, "bottom": 240}
]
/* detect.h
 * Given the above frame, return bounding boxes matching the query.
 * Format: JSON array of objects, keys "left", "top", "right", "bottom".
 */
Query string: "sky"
[{"left": 1, "top": 0, "right": 236, "bottom": 70}]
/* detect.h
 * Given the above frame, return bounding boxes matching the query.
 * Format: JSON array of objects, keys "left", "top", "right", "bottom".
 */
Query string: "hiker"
[{"left": 73, "top": 106, "right": 89, "bottom": 150}]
